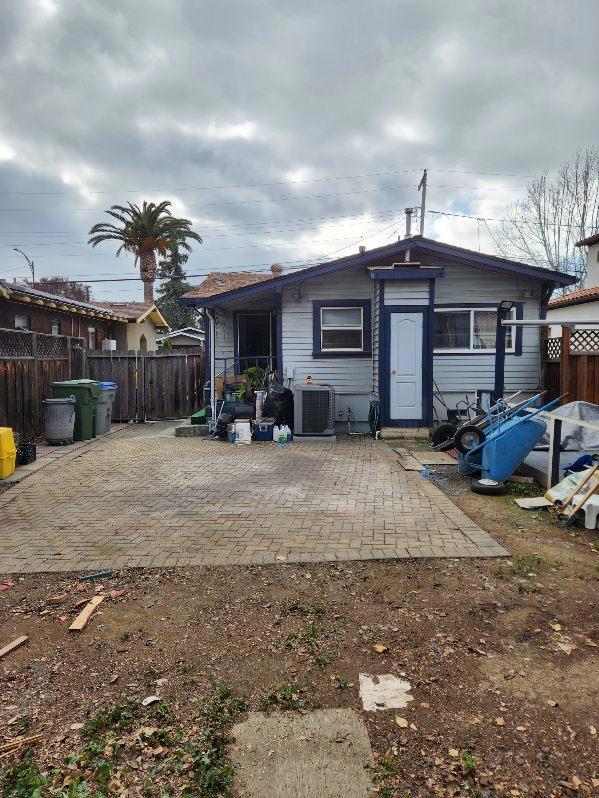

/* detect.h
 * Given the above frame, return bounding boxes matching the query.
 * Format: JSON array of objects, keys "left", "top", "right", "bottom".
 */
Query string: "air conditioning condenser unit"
[{"left": 293, "top": 384, "right": 335, "bottom": 436}]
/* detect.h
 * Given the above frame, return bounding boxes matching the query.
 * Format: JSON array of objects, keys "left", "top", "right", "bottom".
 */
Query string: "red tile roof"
[
  {"left": 181, "top": 271, "right": 274, "bottom": 299},
  {"left": 548, "top": 286, "right": 599, "bottom": 309},
  {"left": 576, "top": 233, "right": 599, "bottom": 247}
]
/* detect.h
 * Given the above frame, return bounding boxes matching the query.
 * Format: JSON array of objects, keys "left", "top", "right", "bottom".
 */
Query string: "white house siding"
[
  {"left": 383, "top": 280, "right": 430, "bottom": 305},
  {"left": 547, "top": 301, "right": 599, "bottom": 337},
  {"left": 433, "top": 264, "right": 543, "bottom": 416},
  {"left": 281, "top": 265, "right": 374, "bottom": 422}
]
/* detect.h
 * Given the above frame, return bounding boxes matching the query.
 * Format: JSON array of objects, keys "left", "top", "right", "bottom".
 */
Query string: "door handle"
[{"left": 390, "top": 369, "right": 397, "bottom": 375}]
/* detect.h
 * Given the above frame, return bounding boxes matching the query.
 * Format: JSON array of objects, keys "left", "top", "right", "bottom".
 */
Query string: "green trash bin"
[{"left": 51, "top": 379, "right": 101, "bottom": 441}]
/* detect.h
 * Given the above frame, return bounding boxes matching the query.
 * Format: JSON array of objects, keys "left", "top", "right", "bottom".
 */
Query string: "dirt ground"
[{"left": 0, "top": 465, "right": 597, "bottom": 796}]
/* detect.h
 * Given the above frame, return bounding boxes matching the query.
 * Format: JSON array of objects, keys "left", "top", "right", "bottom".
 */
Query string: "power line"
[
  {"left": 428, "top": 209, "right": 594, "bottom": 230},
  {"left": 0, "top": 166, "right": 531, "bottom": 196}
]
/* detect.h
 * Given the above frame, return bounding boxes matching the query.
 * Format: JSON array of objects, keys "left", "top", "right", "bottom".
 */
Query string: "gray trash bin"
[
  {"left": 96, "top": 381, "right": 118, "bottom": 435},
  {"left": 42, "top": 396, "right": 76, "bottom": 445}
]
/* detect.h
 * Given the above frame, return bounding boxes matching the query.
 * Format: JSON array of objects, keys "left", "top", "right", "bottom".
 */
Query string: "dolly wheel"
[
  {"left": 454, "top": 424, "right": 486, "bottom": 454},
  {"left": 471, "top": 478, "right": 506, "bottom": 496}
]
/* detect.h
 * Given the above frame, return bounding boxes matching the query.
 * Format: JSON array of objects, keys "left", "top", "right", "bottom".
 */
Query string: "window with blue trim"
[{"left": 312, "top": 300, "right": 372, "bottom": 358}]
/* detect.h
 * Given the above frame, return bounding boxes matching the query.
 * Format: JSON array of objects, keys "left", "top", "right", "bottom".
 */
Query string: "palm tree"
[{"left": 88, "top": 201, "right": 202, "bottom": 302}]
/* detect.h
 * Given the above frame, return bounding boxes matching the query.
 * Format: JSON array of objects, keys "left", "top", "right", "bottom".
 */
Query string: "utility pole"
[
  {"left": 13, "top": 248, "right": 35, "bottom": 286},
  {"left": 418, "top": 169, "right": 427, "bottom": 236}
]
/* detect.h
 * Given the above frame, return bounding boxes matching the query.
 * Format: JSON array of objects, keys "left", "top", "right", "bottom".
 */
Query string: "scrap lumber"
[
  {"left": 412, "top": 451, "right": 455, "bottom": 466},
  {"left": 0, "top": 733, "right": 43, "bottom": 753},
  {"left": 0, "top": 636, "right": 28, "bottom": 660},
  {"left": 68, "top": 596, "right": 104, "bottom": 632},
  {"left": 395, "top": 448, "right": 423, "bottom": 471}
]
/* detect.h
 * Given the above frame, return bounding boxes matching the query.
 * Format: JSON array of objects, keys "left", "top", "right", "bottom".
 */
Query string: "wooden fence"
[
  {"left": 543, "top": 327, "right": 599, "bottom": 404},
  {"left": 86, "top": 350, "right": 205, "bottom": 422},
  {"left": 0, "top": 327, "right": 204, "bottom": 440}
]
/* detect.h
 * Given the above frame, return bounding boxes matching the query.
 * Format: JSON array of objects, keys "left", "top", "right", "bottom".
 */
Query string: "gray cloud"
[{"left": 0, "top": 0, "right": 597, "bottom": 299}]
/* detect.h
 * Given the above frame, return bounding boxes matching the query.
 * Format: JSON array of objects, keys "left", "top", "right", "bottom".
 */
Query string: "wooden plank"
[
  {"left": 68, "top": 595, "right": 104, "bottom": 632},
  {"left": 397, "top": 455, "right": 423, "bottom": 471},
  {"left": 412, "top": 451, "right": 455, "bottom": 465},
  {"left": 0, "top": 635, "right": 29, "bottom": 659}
]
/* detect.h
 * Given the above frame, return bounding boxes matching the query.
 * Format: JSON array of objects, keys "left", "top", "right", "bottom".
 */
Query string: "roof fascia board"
[
  {"left": 412, "top": 240, "right": 577, "bottom": 286},
  {"left": 182, "top": 241, "right": 414, "bottom": 307}
]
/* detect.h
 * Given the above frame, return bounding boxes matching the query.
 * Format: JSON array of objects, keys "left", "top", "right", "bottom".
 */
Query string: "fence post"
[
  {"left": 31, "top": 331, "right": 41, "bottom": 434},
  {"left": 559, "top": 325, "right": 571, "bottom": 405}
]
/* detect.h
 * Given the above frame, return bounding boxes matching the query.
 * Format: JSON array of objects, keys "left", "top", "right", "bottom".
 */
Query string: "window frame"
[
  {"left": 312, "top": 299, "right": 372, "bottom": 359},
  {"left": 433, "top": 307, "right": 517, "bottom": 354},
  {"left": 14, "top": 313, "right": 31, "bottom": 331}
]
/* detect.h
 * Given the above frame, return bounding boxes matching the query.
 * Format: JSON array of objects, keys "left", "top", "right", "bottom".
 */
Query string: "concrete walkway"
[{"left": 0, "top": 423, "right": 507, "bottom": 574}]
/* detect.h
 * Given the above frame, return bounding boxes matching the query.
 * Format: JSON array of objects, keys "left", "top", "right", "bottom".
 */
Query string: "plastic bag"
[{"left": 262, "top": 384, "right": 294, "bottom": 427}]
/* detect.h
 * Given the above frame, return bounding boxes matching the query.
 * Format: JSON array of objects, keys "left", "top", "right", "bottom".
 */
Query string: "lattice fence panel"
[
  {"left": 36, "top": 332, "right": 68, "bottom": 359},
  {"left": 0, "top": 328, "right": 33, "bottom": 357},
  {"left": 571, "top": 329, "right": 599, "bottom": 353},
  {"left": 546, "top": 337, "right": 561, "bottom": 361}
]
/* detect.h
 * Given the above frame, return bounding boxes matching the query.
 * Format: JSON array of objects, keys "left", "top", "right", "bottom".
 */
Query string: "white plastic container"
[{"left": 235, "top": 420, "right": 252, "bottom": 445}]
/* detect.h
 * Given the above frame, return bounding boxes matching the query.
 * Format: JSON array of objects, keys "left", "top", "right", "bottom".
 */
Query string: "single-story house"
[
  {"left": 157, "top": 326, "right": 205, "bottom": 351},
  {"left": 0, "top": 279, "right": 126, "bottom": 349},
  {"left": 95, "top": 301, "right": 169, "bottom": 351},
  {"left": 548, "top": 233, "right": 599, "bottom": 332},
  {"left": 181, "top": 235, "right": 576, "bottom": 431}
]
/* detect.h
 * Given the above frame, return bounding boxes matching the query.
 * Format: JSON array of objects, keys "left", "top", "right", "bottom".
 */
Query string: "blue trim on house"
[
  {"left": 427, "top": 279, "right": 435, "bottom": 425},
  {"left": 433, "top": 302, "right": 524, "bottom": 356},
  {"left": 377, "top": 282, "right": 385, "bottom": 399},
  {"left": 275, "top": 287, "right": 283, "bottom": 383},
  {"left": 181, "top": 236, "right": 576, "bottom": 309},
  {"left": 311, "top": 299, "right": 372, "bottom": 359},
  {"left": 369, "top": 267, "right": 445, "bottom": 280},
  {"left": 380, "top": 303, "right": 430, "bottom": 427}
]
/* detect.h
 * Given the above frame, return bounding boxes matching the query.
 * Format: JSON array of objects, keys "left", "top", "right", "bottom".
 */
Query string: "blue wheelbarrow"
[{"left": 459, "top": 395, "right": 563, "bottom": 494}]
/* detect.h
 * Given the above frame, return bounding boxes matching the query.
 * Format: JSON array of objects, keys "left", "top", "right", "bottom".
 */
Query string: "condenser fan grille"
[{"left": 302, "top": 390, "right": 330, "bottom": 433}]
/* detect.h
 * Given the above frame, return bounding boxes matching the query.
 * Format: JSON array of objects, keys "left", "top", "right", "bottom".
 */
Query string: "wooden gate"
[{"left": 85, "top": 350, "right": 204, "bottom": 422}]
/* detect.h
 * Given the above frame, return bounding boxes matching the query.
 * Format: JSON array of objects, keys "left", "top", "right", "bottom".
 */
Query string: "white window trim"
[
  {"left": 320, "top": 306, "right": 364, "bottom": 352},
  {"left": 433, "top": 307, "right": 516, "bottom": 354}
]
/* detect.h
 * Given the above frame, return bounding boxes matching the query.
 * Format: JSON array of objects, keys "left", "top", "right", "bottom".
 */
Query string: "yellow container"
[{"left": 0, "top": 427, "right": 17, "bottom": 479}]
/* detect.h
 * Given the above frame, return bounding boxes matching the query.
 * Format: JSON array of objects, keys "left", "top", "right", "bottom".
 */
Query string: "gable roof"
[
  {"left": 182, "top": 235, "right": 577, "bottom": 308},
  {"left": 548, "top": 286, "right": 599, "bottom": 309},
  {"left": 0, "top": 279, "right": 126, "bottom": 320},
  {"left": 157, "top": 326, "right": 205, "bottom": 342},
  {"left": 95, "top": 300, "right": 169, "bottom": 328}
]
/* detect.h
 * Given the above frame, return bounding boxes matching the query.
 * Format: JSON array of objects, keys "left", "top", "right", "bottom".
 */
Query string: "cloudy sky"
[{"left": 0, "top": 0, "right": 597, "bottom": 301}]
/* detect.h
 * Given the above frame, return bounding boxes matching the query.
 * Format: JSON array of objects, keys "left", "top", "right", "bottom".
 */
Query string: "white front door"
[{"left": 389, "top": 312, "right": 423, "bottom": 420}]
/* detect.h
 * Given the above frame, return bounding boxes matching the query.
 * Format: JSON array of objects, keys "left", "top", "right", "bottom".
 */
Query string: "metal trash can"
[
  {"left": 51, "top": 380, "right": 100, "bottom": 441},
  {"left": 42, "top": 397, "right": 76, "bottom": 445},
  {"left": 96, "top": 381, "right": 117, "bottom": 435}
]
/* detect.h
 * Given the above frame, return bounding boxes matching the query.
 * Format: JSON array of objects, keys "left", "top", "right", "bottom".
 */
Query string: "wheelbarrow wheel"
[
  {"left": 454, "top": 424, "right": 486, "bottom": 454},
  {"left": 431, "top": 422, "right": 457, "bottom": 449},
  {"left": 471, "top": 478, "right": 506, "bottom": 496}
]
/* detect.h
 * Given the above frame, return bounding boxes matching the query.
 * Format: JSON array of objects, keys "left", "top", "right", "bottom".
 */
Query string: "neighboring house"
[
  {"left": 181, "top": 236, "right": 575, "bottom": 430},
  {"left": 95, "top": 301, "right": 169, "bottom": 351},
  {"left": 0, "top": 279, "right": 126, "bottom": 349},
  {"left": 157, "top": 326, "right": 205, "bottom": 351},
  {"left": 548, "top": 233, "right": 599, "bottom": 332}
]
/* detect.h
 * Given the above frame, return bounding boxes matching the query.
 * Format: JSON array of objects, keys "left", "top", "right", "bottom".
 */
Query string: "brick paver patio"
[{"left": 0, "top": 424, "right": 507, "bottom": 574}]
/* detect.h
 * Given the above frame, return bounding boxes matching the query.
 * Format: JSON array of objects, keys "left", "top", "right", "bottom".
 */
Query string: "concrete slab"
[{"left": 232, "top": 709, "right": 374, "bottom": 797}]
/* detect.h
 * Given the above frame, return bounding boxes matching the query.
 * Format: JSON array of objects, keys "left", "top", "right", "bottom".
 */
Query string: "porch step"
[
  {"left": 175, "top": 420, "right": 209, "bottom": 437},
  {"left": 380, "top": 426, "right": 429, "bottom": 439}
]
